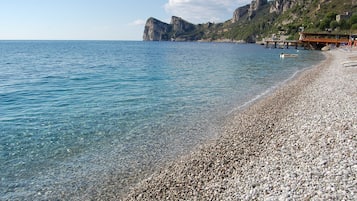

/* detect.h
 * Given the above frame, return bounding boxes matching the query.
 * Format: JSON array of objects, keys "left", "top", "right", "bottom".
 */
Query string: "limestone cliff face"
[
  {"left": 171, "top": 16, "right": 196, "bottom": 35},
  {"left": 232, "top": 5, "right": 250, "bottom": 23},
  {"left": 232, "top": 0, "right": 267, "bottom": 23},
  {"left": 249, "top": 0, "right": 268, "bottom": 19},
  {"left": 143, "top": 17, "right": 171, "bottom": 41},
  {"left": 143, "top": 0, "right": 273, "bottom": 41},
  {"left": 269, "top": 0, "right": 299, "bottom": 14},
  {"left": 143, "top": 0, "right": 346, "bottom": 42},
  {"left": 143, "top": 16, "right": 199, "bottom": 41}
]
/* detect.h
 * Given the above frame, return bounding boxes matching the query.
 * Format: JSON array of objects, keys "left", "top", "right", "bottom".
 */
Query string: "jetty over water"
[
  {"left": 264, "top": 33, "right": 352, "bottom": 50},
  {"left": 265, "top": 40, "right": 299, "bottom": 49}
]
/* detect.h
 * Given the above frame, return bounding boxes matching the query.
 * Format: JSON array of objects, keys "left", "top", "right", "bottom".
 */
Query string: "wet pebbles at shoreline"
[{"left": 121, "top": 49, "right": 357, "bottom": 200}]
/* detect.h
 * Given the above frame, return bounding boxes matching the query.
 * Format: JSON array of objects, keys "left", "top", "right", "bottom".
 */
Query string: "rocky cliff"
[
  {"left": 232, "top": 5, "right": 250, "bottom": 23},
  {"left": 143, "top": 16, "right": 200, "bottom": 41},
  {"left": 143, "top": 17, "right": 172, "bottom": 41},
  {"left": 170, "top": 16, "right": 196, "bottom": 36},
  {"left": 269, "top": 0, "right": 300, "bottom": 14},
  {"left": 248, "top": 0, "right": 268, "bottom": 19},
  {"left": 143, "top": 0, "right": 270, "bottom": 42},
  {"left": 143, "top": 0, "right": 357, "bottom": 42}
]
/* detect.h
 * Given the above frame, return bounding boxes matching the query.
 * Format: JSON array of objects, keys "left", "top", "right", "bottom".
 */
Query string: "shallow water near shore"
[{"left": 0, "top": 41, "right": 324, "bottom": 199}]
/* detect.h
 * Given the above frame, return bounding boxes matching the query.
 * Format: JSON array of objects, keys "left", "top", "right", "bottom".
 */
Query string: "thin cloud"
[
  {"left": 130, "top": 19, "right": 146, "bottom": 26},
  {"left": 164, "top": 0, "right": 251, "bottom": 23}
]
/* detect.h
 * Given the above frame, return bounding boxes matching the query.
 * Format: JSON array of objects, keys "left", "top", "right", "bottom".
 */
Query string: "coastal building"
[
  {"left": 336, "top": 12, "right": 351, "bottom": 23},
  {"left": 299, "top": 32, "right": 350, "bottom": 49}
]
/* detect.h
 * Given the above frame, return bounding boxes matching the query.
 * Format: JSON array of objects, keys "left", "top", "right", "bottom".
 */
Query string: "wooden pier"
[{"left": 265, "top": 40, "right": 299, "bottom": 49}]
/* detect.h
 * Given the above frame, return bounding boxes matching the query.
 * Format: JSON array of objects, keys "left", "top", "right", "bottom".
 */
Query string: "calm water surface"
[{"left": 0, "top": 41, "right": 324, "bottom": 199}]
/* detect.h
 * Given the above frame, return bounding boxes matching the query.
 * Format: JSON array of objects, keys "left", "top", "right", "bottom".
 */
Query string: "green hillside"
[
  {"left": 206, "top": 0, "right": 357, "bottom": 42},
  {"left": 144, "top": 0, "right": 357, "bottom": 42}
]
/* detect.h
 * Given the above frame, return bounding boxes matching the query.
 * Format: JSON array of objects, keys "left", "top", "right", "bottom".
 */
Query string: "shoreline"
[
  {"left": 119, "top": 48, "right": 356, "bottom": 200},
  {"left": 229, "top": 60, "right": 319, "bottom": 116}
]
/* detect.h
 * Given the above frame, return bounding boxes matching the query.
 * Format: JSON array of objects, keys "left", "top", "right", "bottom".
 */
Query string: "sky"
[{"left": 0, "top": 0, "right": 251, "bottom": 40}]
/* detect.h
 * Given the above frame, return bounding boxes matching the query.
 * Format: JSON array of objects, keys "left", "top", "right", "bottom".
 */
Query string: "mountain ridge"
[{"left": 143, "top": 0, "right": 357, "bottom": 42}]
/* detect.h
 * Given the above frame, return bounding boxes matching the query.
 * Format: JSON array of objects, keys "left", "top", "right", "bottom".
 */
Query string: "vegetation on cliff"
[{"left": 144, "top": 0, "right": 357, "bottom": 42}]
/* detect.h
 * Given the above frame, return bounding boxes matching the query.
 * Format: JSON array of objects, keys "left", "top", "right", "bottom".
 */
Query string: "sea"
[{"left": 0, "top": 41, "right": 324, "bottom": 200}]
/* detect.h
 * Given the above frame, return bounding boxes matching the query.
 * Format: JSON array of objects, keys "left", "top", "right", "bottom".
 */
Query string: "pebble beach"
[{"left": 118, "top": 48, "right": 357, "bottom": 200}]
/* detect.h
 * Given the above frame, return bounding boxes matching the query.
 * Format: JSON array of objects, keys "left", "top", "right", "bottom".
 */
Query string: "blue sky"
[{"left": 0, "top": 0, "right": 251, "bottom": 40}]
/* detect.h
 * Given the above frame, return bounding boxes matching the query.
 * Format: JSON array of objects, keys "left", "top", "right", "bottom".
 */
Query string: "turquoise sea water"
[{"left": 0, "top": 41, "right": 324, "bottom": 199}]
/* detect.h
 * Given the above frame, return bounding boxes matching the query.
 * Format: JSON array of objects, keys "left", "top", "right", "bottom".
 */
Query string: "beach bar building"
[{"left": 299, "top": 32, "right": 350, "bottom": 50}]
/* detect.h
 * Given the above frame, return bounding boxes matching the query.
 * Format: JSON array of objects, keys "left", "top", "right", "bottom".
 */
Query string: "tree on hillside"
[{"left": 319, "top": 12, "right": 338, "bottom": 30}]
